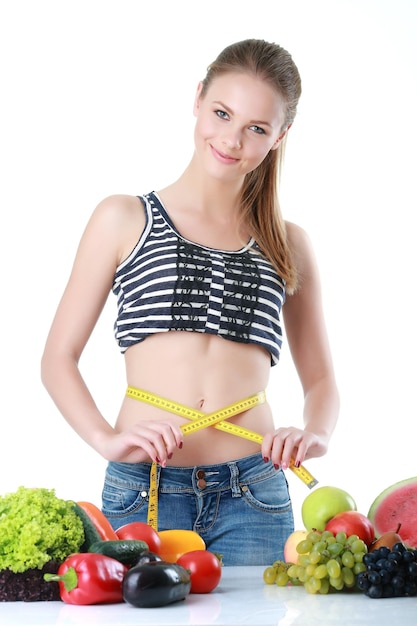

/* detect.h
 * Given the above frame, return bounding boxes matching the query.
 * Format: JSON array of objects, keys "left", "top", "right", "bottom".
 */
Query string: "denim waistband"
[{"left": 105, "top": 452, "right": 277, "bottom": 496}]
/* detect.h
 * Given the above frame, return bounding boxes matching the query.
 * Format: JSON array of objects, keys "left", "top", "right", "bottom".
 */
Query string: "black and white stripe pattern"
[{"left": 112, "top": 192, "right": 286, "bottom": 365}]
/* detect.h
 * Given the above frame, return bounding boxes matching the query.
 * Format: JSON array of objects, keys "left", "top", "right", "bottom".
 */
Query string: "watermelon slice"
[{"left": 367, "top": 477, "right": 417, "bottom": 548}]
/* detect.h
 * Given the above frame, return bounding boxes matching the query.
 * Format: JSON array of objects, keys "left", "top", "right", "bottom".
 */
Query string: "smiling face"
[{"left": 193, "top": 71, "right": 287, "bottom": 183}]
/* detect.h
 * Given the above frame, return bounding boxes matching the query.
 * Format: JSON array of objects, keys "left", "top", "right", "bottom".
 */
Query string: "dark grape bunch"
[{"left": 357, "top": 542, "right": 417, "bottom": 598}]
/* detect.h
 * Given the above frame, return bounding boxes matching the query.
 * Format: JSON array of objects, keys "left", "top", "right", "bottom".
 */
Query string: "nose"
[{"left": 222, "top": 128, "right": 242, "bottom": 150}]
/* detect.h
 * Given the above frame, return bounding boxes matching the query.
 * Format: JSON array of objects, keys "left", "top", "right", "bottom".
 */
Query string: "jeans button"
[{"left": 196, "top": 469, "right": 206, "bottom": 489}]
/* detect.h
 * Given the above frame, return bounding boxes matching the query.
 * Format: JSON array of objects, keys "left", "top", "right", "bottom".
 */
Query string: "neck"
[{"left": 171, "top": 157, "right": 244, "bottom": 220}]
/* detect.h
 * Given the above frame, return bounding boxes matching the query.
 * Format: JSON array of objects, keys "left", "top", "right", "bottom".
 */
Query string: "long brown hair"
[{"left": 200, "top": 39, "right": 302, "bottom": 293}]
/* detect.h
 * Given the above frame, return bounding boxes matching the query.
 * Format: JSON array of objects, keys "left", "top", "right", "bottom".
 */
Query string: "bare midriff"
[{"left": 116, "top": 331, "right": 275, "bottom": 465}]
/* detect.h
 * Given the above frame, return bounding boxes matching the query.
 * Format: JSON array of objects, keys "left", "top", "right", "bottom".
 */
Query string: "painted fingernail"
[
  {"left": 263, "top": 456, "right": 269, "bottom": 463},
  {"left": 274, "top": 463, "right": 280, "bottom": 470},
  {"left": 178, "top": 441, "right": 183, "bottom": 449},
  {"left": 167, "top": 452, "right": 173, "bottom": 459},
  {"left": 294, "top": 460, "right": 301, "bottom": 468}
]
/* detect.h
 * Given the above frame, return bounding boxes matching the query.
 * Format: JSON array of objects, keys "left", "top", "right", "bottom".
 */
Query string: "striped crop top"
[{"left": 112, "top": 192, "right": 286, "bottom": 365}]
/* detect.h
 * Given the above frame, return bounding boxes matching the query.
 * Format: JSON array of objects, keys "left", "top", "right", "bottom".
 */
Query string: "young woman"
[{"left": 41, "top": 38, "right": 339, "bottom": 565}]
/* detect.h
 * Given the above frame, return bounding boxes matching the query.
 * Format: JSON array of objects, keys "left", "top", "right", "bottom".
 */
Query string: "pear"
[{"left": 369, "top": 523, "right": 403, "bottom": 552}]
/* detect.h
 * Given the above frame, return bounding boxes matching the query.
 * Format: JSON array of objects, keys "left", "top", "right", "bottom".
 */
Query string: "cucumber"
[
  {"left": 88, "top": 539, "right": 149, "bottom": 566},
  {"left": 72, "top": 502, "right": 103, "bottom": 551}
]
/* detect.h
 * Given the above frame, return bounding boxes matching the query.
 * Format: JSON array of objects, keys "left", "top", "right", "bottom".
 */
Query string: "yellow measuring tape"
[{"left": 126, "top": 386, "right": 318, "bottom": 529}]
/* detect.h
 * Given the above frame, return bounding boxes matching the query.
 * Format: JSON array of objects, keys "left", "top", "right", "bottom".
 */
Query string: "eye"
[
  {"left": 249, "top": 125, "right": 266, "bottom": 135},
  {"left": 215, "top": 109, "right": 229, "bottom": 120}
]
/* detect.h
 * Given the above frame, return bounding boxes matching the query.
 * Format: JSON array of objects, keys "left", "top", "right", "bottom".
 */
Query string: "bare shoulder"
[
  {"left": 285, "top": 221, "right": 317, "bottom": 278},
  {"left": 91, "top": 194, "right": 145, "bottom": 228},
  {"left": 84, "top": 194, "right": 146, "bottom": 262},
  {"left": 285, "top": 220, "right": 311, "bottom": 247}
]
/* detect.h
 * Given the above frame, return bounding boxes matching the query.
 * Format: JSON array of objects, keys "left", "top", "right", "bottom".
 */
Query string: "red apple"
[{"left": 324, "top": 510, "right": 375, "bottom": 547}]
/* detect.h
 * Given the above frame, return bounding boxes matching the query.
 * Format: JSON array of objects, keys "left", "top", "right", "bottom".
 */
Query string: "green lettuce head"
[{"left": 0, "top": 486, "right": 84, "bottom": 573}]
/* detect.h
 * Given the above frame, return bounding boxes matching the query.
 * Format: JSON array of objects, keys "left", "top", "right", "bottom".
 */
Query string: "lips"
[{"left": 210, "top": 144, "right": 239, "bottom": 164}]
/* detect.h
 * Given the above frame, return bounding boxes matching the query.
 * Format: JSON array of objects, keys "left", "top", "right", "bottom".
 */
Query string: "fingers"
[
  {"left": 142, "top": 422, "right": 184, "bottom": 466},
  {"left": 114, "top": 421, "right": 184, "bottom": 465},
  {"left": 262, "top": 427, "right": 309, "bottom": 470}
]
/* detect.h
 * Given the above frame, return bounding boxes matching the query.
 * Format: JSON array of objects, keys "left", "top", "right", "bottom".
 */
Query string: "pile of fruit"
[
  {"left": 263, "top": 476, "right": 417, "bottom": 598},
  {"left": 264, "top": 529, "right": 368, "bottom": 594},
  {"left": 357, "top": 541, "right": 417, "bottom": 598}
]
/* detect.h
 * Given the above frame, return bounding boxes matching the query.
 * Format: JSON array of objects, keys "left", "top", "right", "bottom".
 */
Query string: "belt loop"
[{"left": 229, "top": 462, "right": 241, "bottom": 498}]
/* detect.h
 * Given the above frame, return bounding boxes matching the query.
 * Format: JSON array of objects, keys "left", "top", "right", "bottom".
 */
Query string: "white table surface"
[{"left": 1, "top": 566, "right": 416, "bottom": 625}]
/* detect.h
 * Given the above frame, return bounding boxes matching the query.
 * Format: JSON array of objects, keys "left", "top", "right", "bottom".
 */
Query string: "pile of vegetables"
[
  {"left": 0, "top": 486, "right": 85, "bottom": 601},
  {"left": 45, "top": 508, "right": 222, "bottom": 607},
  {"left": 0, "top": 487, "right": 222, "bottom": 606}
]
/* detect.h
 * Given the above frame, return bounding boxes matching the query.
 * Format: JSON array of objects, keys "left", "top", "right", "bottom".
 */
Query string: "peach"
[{"left": 284, "top": 529, "right": 308, "bottom": 563}]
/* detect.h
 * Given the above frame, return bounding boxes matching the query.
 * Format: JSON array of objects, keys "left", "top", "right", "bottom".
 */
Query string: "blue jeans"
[{"left": 102, "top": 452, "right": 294, "bottom": 566}]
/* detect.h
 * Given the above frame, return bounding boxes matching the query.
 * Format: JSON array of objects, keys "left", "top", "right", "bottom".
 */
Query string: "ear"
[
  {"left": 271, "top": 123, "right": 292, "bottom": 150},
  {"left": 193, "top": 82, "right": 204, "bottom": 116}
]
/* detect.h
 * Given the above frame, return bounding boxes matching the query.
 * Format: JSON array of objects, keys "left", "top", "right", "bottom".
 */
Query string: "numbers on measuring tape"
[
  {"left": 180, "top": 398, "right": 264, "bottom": 435},
  {"left": 289, "top": 463, "right": 318, "bottom": 489},
  {"left": 147, "top": 462, "right": 159, "bottom": 529},
  {"left": 127, "top": 386, "right": 318, "bottom": 492},
  {"left": 127, "top": 387, "right": 266, "bottom": 419}
]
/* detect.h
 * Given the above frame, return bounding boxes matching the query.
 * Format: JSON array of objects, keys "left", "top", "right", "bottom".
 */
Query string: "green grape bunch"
[{"left": 263, "top": 530, "right": 368, "bottom": 594}]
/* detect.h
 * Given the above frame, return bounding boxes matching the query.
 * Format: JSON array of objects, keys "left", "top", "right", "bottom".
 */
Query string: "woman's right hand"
[{"left": 97, "top": 420, "right": 184, "bottom": 465}]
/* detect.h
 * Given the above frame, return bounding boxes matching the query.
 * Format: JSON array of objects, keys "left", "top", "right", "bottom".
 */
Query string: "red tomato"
[
  {"left": 176, "top": 550, "right": 222, "bottom": 593},
  {"left": 115, "top": 522, "right": 162, "bottom": 554}
]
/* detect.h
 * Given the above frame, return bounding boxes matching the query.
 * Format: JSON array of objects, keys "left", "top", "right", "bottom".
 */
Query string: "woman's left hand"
[{"left": 261, "top": 426, "right": 328, "bottom": 470}]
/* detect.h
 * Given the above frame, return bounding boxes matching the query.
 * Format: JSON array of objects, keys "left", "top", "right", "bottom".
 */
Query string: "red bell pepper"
[{"left": 44, "top": 552, "right": 127, "bottom": 605}]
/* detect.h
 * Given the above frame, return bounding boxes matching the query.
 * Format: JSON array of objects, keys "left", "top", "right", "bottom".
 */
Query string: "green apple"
[{"left": 301, "top": 485, "right": 357, "bottom": 531}]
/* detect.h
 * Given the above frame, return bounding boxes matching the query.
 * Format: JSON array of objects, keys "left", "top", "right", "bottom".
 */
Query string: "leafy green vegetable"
[{"left": 0, "top": 486, "right": 84, "bottom": 573}]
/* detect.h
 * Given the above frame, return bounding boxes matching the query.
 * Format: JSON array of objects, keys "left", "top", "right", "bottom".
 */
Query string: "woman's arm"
[
  {"left": 40, "top": 194, "right": 183, "bottom": 464},
  {"left": 262, "top": 222, "right": 340, "bottom": 469}
]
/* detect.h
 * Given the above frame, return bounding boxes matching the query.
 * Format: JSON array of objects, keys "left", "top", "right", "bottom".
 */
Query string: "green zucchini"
[
  {"left": 72, "top": 502, "right": 103, "bottom": 551},
  {"left": 88, "top": 539, "right": 149, "bottom": 566}
]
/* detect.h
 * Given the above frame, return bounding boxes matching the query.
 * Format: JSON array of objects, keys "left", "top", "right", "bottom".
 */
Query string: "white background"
[{"left": 1, "top": 0, "right": 416, "bottom": 530}]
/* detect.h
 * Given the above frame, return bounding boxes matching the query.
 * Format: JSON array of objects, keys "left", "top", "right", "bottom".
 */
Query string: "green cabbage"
[{"left": 0, "top": 486, "right": 84, "bottom": 573}]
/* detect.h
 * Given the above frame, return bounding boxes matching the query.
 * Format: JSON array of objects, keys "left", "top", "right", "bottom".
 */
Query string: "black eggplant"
[
  {"left": 122, "top": 561, "right": 191, "bottom": 608},
  {"left": 133, "top": 550, "right": 163, "bottom": 567}
]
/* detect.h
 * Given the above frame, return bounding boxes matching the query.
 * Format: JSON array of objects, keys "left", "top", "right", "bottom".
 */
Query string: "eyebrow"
[{"left": 213, "top": 100, "right": 273, "bottom": 128}]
